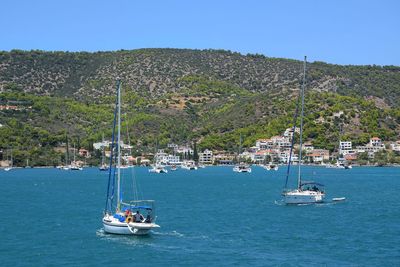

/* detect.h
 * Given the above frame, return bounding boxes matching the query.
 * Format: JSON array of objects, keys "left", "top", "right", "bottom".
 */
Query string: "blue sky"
[{"left": 1, "top": 0, "right": 399, "bottom": 65}]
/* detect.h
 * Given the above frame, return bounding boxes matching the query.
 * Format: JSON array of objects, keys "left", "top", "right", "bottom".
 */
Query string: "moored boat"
[{"left": 282, "top": 57, "right": 326, "bottom": 205}]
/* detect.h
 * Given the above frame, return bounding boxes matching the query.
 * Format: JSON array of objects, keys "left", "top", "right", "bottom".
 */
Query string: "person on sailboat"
[
  {"left": 134, "top": 210, "right": 144, "bottom": 222},
  {"left": 145, "top": 212, "right": 152, "bottom": 223}
]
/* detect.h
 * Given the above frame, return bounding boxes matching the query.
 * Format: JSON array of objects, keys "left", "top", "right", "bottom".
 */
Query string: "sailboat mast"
[
  {"left": 238, "top": 133, "right": 242, "bottom": 163},
  {"left": 117, "top": 80, "right": 122, "bottom": 210},
  {"left": 101, "top": 133, "right": 105, "bottom": 165},
  {"left": 297, "top": 56, "right": 307, "bottom": 189},
  {"left": 10, "top": 148, "right": 13, "bottom": 167}
]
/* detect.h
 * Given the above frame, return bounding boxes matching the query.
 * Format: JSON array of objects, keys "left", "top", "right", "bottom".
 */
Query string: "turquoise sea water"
[{"left": 1, "top": 166, "right": 399, "bottom": 266}]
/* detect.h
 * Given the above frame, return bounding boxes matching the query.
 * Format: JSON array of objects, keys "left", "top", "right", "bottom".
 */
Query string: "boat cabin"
[
  {"left": 114, "top": 200, "right": 156, "bottom": 224},
  {"left": 300, "top": 181, "right": 324, "bottom": 193}
]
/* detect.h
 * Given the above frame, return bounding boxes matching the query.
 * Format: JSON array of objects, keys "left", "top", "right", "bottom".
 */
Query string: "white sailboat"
[
  {"left": 264, "top": 162, "right": 279, "bottom": 171},
  {"left": 62, "top": 138, "right": 71, "bottom": 170},
  {"left": 282, "top": 56, "right": 325, "bottom": 204},
  {"left": 102, "top": 80, "right": 160, "bottom": 235},
  {"left": 326, "top": 160, "right": 351, "bottom": 169},
  {"left": 170, "top": 164, "right": 178, "bottom": 171},
  {"left": 181, "top": 160, "right": 197, "bottom": 170},
  {"left": 233, "top": 163, "right": 252, "bottom": 173},
  {"left": 233, "top": 134, "right": 251, "bottom": 173},
  {"left": 4, "top": 149, "right": 13, "bottom": 171},
  {"left": 99, "top": 134, "right": 109, "bottom": 171},
  {"left": 149, "top": 163, "right": 168, "bottom": 173},
  {"left": 70, "top": 143, "right": 82, "bottom": 170}
]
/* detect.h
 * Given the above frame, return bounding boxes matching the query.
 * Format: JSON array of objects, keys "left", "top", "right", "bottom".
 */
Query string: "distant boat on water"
[
  {"left": 326, "top": 160, "right": 352, "bottom": 169},
  {"left": 233, "top": 134, "right": 251, "bottom": 173},
  {"left": 70, "top": 143, "right": 82, "bottom": 170},
  {"left": 99, "top": 133, "right": 109, "bottom": 171},
  {"left": 233, "top": 163, "right": 252, "bottom": 173},
  {"left": 264, "top": 163, "right": 278, "bottom": 171},
  {"left": 181, "top": 160, "right": 197, "bottom": 170},
  {"left": 149, "top": 164, "right": 168, "bottom": 173},
  {"left": 4, "top": 149, "right": 13, "bottom": 171}
]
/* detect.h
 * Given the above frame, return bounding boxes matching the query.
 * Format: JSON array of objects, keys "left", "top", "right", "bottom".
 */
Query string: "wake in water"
[
  {"left": 96, "top": 228, "right": 188, "bottom": 242},
  {"left": 152, "top": 230, "right": 185, "bottom": 238}
]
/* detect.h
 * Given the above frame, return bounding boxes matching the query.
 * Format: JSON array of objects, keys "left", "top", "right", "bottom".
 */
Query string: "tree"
[{"left": 193, "top": 141, "right": 199, "bottom": 163}]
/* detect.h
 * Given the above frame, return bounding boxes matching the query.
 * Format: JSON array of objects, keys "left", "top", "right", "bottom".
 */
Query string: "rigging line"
[
  {"left": 110, "top": 145, "right": 118, "bottom": 210},
  {"left": 125, "top": 114, "right": 132, "bottom": 155},
  {"left": 104, "top": 84, "right": 119, "bottom": 213},
  {"left": 284, "top": 65, "right": 303, "bottom": 189},
  {"left": 297, "top": 56, "right": 307, "bottom": 188}
]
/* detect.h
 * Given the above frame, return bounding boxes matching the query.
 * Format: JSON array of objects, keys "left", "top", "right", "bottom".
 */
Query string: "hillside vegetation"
[{"left": 0, "top": 49, "right": 399, "bottom": 166}]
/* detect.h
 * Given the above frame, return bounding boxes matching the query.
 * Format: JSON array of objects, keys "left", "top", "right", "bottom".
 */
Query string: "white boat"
[
  {"left": 264, "top": 163, "right": 279, "bottom": 171},
  {"left": 170, "top": 164, "right": 178, "bottom": 171},
  {"left": 282, "top": 56, "right": 326, "bottom": 205},
  {"left": 70, "top": 144, "right": 83, "bottom": 170},
  {"left": 326, "top": 161, "right": 351, "bottom": 169},
  {"left": 233, "top": 163, "right": 252, "bottom": 173},
  {"left": 70, "top": 163, "right": 83, "bottom": 171},
  {"left": 149, "top": 164, "right": 168, "bottom": 173},
  {"left": 332, "top": 197, "right": 346, "bottom": 202},
  {"left": 4, "top": 149, "right": 13, "bottom": 171},
  {"left": 99, "top": 133, "right": 109, "bottom": 171},
  {"left": 102, "top": 79, "right": 160, "bottom": 235},
  {"left": 233, "top": 134, "right": 251, "bottom": 173},
  {"left": 181, "top": 160, "right": 198, "bottom": 170},
  {"left": 118, "top": 165, "right": 129, "bottom": 169},
  {"left": 99, "top": 164, "right": 109, "bottom": 171}
]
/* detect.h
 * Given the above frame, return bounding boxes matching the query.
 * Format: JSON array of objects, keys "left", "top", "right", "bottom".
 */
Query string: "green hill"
[{"left": 0, "top": 49, "right": 399, "bottom": 166}]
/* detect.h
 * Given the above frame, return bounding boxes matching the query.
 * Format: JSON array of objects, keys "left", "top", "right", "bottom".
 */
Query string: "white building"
[
  {"left": 250, "top": 150, "right": 268, "bottom": 163},
  {"left": 339, "top": 141, "right": 353, "bottom": 155},
  {"left": 199, "top": 149, "right": 213, "bottom": 164},
  {"left": 356, "top": 137, "right": 385, "bottom": 158},
  {"left": 271, "top": 136, "right": 291, "bottom": 149},
  {"left": 168, "top": 143, "right": 178, "bottom": 150},
  {"left": 176, "top": 146, "right": 194, "bottom": 155},
  {"left": 370, "top": 137, "right": 383, "bottom": 148},
  {"left": 304, "top": 142, "right": 314, "bottom": 151},
  {"left": 155, "top": 149, "right": 180, "bottom": 164},
  {"left": 283, "top": 127, "right": 300, "bottom": 139},
  {"left": 278, "top": 150, "right": 298, "bottom": 164},
  {"left": 255, "top": 139, "right": 273, "bottom": 150},
  {"left": 93, "top": 140, "right": 111, "bottom": 150},
  {"left": 390, "top": 141, "right": 400, "bottom": 152},
  {"left": 93, "top": 140, "right": 131, "bottom": 151}
]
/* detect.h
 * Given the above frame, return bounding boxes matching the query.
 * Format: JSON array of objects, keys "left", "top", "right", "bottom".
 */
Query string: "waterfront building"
[{"left": 199, "top": 149, "right": 213, "bottom": 165}]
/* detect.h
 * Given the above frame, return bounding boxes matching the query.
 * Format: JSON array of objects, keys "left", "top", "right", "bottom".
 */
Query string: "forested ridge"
[{"left": 0, "top": 49, "right": 399, "bottom": 166}]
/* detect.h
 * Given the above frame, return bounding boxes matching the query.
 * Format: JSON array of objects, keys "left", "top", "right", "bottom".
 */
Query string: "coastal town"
[{"left": 58, "top": 127, "right": 399, "bottom": 168}]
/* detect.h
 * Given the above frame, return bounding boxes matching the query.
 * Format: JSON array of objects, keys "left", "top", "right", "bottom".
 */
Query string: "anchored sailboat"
[
  {"left": 4, "top": 149, "right": 13, "bottom": 171},
  {"left": 233, "top": 134, "right": 251, "bottom": 173},
  {"left": 282, "top": 56, "right": 325, "bottom": 204},
  {"left": 99, "top": 134, "right": 109, "bottom": 171},
  {"left": 70, "top": 143, "right": 82, "bottom": 170},
  {"left": 102, "top": 79, "right": 160, "bottom": 235}
]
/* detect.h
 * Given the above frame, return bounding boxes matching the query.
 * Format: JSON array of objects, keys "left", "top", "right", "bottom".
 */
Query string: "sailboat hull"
[
  {"left": 233, "top": 166, "right": 252, "bottom": 173},
  {"left": 283, "top": 190, "right": 325, "bottom": 204},
  {"left": 102, "top": 216, "right": 159, "bottom": 235}
]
